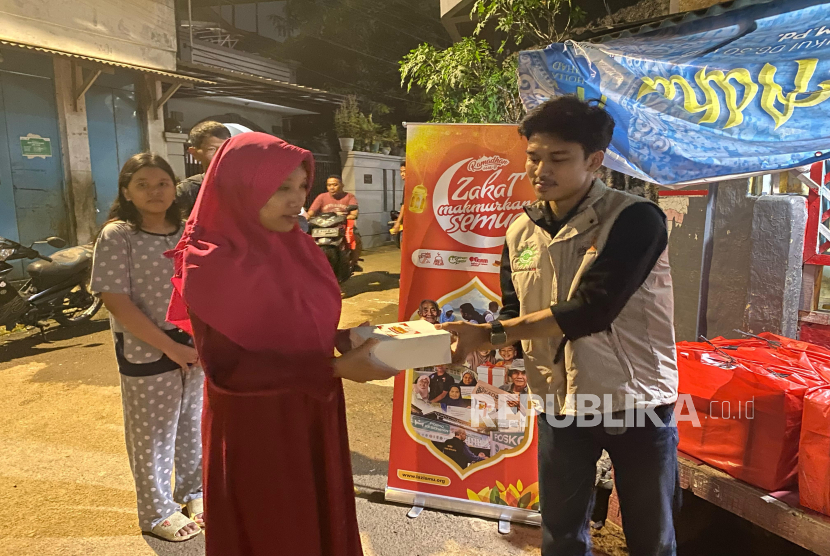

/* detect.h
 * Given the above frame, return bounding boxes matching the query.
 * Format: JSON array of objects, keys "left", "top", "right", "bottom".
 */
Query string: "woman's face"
[
  {"left": 123, "top": 166, "right": 175, "bottom": 217},
  {"left": 418, "top": 376, "right": 429, "bottom": 387},
  {"left": 462, "top": 374, "right": 474, "bottom": 385},
  {"left": 449, "top": 387, "right": 461, "bottom": 400},
  {"left": 259, "top": 165, "right": 309, "bottom": 232}
]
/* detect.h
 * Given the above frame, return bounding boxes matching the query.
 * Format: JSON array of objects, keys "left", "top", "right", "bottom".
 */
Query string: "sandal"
[
  {"left": 149, "top": 511, "right": 201, "bottom": 542},
  {"left": 186, "top": 498, "right": 205, "bottom": 528}
]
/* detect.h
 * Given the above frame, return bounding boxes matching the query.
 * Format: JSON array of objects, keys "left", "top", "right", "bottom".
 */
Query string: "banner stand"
[
  {"left": 385, "top": 487, "right": 541, "bottom": 526},
  {"left": 386, "top": 123, "right": 542, "bottom": 527}
]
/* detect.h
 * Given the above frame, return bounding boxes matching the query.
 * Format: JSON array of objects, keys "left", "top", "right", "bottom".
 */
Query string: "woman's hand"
[
  {"left": 165, "top": 343, "right": 199, "bottom": 370},
  {"left": 335, "top": 322, "right": 370, "bottom": 355},
  {"left": 334, "top": 339, "right": 394, "bottom": 383}
]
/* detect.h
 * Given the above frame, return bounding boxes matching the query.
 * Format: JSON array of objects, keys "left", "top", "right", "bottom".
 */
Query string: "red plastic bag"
[
  {"left": 800, "top": 386, "right": 830, "bottom": 515},
  {"left": 677, "top": 351, "right": 811, "bottom": 491}
]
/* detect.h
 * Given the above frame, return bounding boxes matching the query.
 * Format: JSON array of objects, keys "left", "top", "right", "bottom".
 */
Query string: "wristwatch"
[{"left": 490, "top": 321, "right": 508, "bottom": 346}]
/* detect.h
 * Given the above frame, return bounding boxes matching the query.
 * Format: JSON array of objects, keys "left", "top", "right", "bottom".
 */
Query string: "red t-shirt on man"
[{"left": 310, "top": 192, "right": 358, "bottom": 214}]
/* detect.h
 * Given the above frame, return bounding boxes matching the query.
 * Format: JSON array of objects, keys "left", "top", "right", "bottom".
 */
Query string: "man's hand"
[
  {"left": 436, "top": 321, "right": 492, "bottom": 364},
  {"left": 391, "top": 223, "right": 401, "bottom": 235}
]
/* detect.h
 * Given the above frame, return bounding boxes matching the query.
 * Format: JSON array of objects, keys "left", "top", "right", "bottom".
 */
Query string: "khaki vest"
[{"left": 505, "top": 180, "right": 678, "bottom": 415}]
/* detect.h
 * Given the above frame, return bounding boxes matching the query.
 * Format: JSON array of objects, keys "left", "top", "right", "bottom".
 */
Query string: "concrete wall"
[
  {"left": 745, "top": 196, "right": 807, "bottom": 338},
  {"left": 658, "top": 191, "right": 708, "bottom": 342},
  {"left": 340, "top": 151, "right": 405, "bottom": 248},
  {"left": 0, "top": 0, "right": 177, "bottom": 71},
  {"left": 705, "top": 180, "right": 756, "bottom": 339},
  {"left": 663, "top": 178, "right": 808, "bottom": 342}
]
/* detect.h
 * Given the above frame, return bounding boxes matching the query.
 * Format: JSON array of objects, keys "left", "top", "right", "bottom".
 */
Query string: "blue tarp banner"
[{"left": 518, "top": 0, "right": 830, "bottom": 186}]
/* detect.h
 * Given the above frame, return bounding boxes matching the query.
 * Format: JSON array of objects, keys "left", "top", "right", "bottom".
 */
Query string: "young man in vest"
[{"left": 440, "top": 96, "right": 679, "bottom": 556}]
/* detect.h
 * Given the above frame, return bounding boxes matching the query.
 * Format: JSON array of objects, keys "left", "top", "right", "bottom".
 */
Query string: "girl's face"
[
  {"left": 123, "top": 166, "right": 175, "bottom": 217},
  {"left": 478, "top": 349, "right": 491, "bottom": 358},
  {"left": 462, "top": 374, "right": 474, "bottom": 385},
  {"left": 449, "top": 387, "right": 461, "bottom": 400},
  {"left": 259, "top": 165, "right": 309, "bottom": 232},
  {"left": 418, "top": 376, "right": 429, "bottom": 387}
]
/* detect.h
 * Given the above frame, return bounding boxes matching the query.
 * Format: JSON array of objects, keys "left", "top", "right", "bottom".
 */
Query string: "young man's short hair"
[
  {"left": 189, "top": 121, "right": 231, "bottom": 150},
  {"left": 518, "top": 96, "right": 615, "bottom": 157}
]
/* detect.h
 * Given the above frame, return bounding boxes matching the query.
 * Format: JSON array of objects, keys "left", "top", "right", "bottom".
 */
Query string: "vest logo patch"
[{"left": 514, "top": 245, "right": 538, "bottom": 271}]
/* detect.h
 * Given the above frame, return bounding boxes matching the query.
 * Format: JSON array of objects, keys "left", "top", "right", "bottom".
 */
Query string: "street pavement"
[{"left": 0, "top": 245, "right": 626, "bottom": 556}]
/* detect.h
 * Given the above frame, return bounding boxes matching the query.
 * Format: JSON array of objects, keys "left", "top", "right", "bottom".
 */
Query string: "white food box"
[{"left": 350, "top": 320, "right": 453, "bottom": 374}]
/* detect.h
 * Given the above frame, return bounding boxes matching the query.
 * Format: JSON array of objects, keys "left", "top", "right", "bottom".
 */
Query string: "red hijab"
[{"left": 167, "top": 133, "right": 341, "bottom": 354}]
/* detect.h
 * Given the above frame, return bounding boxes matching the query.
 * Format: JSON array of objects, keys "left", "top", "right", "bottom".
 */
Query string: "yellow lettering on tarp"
[
  {"left": 397, "top": 470, "right": 451, "bottom": 486},
  {"left": 759, "top": 59, "right": 830, "bottom": 129},
  {"left": 637, "top": 59, "right": 830, "bottom": 129}
]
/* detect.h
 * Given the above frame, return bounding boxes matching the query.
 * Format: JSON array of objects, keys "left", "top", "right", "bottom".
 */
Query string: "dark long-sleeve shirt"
[{"left": 499, "top": 201, "right": 668, "bottom": 346}]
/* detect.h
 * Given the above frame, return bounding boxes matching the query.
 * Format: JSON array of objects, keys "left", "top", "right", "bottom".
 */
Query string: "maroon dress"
[{"left": 192, "top": 315, "right": 362, "bottom": 556}]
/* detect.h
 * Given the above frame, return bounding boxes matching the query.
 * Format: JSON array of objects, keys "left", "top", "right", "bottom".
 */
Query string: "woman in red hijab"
[{"left": 167, "top": 133, "right": 390, "bottom": 555}]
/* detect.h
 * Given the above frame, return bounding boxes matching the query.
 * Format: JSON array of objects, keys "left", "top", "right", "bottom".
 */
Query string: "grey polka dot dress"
[{"left": 91, "top": 221, "right": 204, "bottom": 531}]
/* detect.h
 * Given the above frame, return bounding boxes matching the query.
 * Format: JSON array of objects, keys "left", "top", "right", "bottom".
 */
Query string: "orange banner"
[{"left": 385, "top": 124, "right": 541, "bottom": 521}]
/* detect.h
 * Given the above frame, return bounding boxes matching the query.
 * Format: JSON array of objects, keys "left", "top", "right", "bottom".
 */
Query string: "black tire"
[
  {"left": 54, "top": 283, "right": 103, "bottom": 326},
  {"left": 320, "top": 245, "right": 345, "bottom": 283},
  {"left": 337, "top": 251, "right": 352, "bottom": 283}
]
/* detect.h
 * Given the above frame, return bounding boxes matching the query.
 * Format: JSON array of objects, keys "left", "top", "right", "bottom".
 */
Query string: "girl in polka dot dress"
[{"left": 91, "top": 153, "right": 204, "bottom": 542}]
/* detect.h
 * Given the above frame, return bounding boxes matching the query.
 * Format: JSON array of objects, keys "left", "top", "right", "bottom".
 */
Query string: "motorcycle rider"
[{"left": 308, "top": 175, "right": 362, "bottom": 271}]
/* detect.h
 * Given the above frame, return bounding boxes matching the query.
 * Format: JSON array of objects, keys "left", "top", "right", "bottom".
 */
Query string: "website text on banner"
[
  {"left": 385, "top": 124, "right": 541, "bottom": 523},
  {"left": 518, "top": 0, "right": 830, "bottom": 186}
]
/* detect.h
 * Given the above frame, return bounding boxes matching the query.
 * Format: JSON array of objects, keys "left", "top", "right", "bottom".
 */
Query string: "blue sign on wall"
[{"left": 519, "top": 0, "right": 830, "bottom": 186}]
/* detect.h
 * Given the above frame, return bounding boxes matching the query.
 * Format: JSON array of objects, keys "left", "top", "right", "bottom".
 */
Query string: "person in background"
[
  {"left": 500, "top": 368, "right": 529, "bottom": 409},
  {"left": 308, "top": 175, "right": 362, "bottom": 270},
  {"left": 460, "top": 303, "right": 487, "bottom": 324},
  {"left": 461, "top": 369, "right": 478, "bottom": 387},
  {"left": 440, "top": 304, "right": 458, "bottom": 323},
  {"left": 390, "top": 162, "right": 406, "bottom": 236},
  {"left": 428, "top": 365, "right": 455, "bottom": 404},
  {"left": 437, "top": 429, "right": 486, "bottom": 469},
  {"left": 466, "top": 348, "right": 496, "bottom": 369},
  {"left": 484, "top": 301, "right": 500, "bottom": 323},
  {"left": 418, "top": 300, "right": 440, "bottom": 325},
  {"left": 91, "top": 153, "right": 204, "bottom": 542},
  {"left": 414, "top": 374, "right": 431, "bottom": 402},
  {"left": 177, "top": 121, "right": 231, "bottom": 217},
  {"left": 166, "top": 133, "right": 390, "bottom": 556},
  {"left": 441, "top": 385, "right": 471, "bottom": 410},
  {"left": 497, "top": 345, "right": 519, "bottom": 368}
]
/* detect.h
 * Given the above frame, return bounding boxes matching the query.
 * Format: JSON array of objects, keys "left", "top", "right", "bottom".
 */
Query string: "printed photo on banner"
[{"left": 408, "top": 357, "right": 533, "bottom": 471}]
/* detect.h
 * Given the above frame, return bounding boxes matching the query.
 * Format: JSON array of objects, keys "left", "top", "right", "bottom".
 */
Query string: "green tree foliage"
[
  {"left": 401, "top": 0, "right": 586, "bottom": 123},
  {"left": 473, "top": 0, "right": 587, "bottom": 49},
  {"left": 400, "top": 38, "right": 524, "bottom": 123}
]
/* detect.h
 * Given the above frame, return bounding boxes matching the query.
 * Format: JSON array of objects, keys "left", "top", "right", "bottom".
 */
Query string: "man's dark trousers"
[{"left": 537, "top": 404, "right": 681, "bottom": 556}]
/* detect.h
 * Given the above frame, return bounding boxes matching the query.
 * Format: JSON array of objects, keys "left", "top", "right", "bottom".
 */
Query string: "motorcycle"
[
  {"left": 389, "top": 209, "right": 402, "bottom": 249},
  {"left": 307, "top": 205, "right": 359, "bottom": 283},
  {"left": 0, "top": 235, "right": 102, "bottom": 333}
]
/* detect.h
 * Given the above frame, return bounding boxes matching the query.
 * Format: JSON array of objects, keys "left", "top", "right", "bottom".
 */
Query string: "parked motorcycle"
[
  {"left": 0, "top": 236, "right": 102, "bottom": 333},
  {"left": 307, "top": 205, "right": 359, "bottom": 283},
  {"left": 389, "top": 209, "right": 402, "bottom": 249}
]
